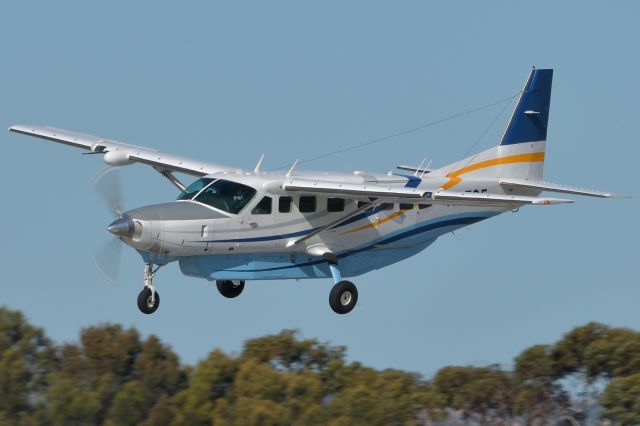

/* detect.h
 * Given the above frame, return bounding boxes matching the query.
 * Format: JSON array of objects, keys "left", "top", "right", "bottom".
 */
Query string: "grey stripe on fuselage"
[{"left": 126, "top": 202, "right": 228, "bottom": 221}]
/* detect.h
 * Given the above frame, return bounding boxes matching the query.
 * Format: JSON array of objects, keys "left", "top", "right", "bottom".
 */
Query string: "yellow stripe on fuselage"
[
  {"left": 442, "top": 152, "right": 545, "bottom": 190},
  {"left": 343, "top": 210, "right": 407, "bottom": 234}
]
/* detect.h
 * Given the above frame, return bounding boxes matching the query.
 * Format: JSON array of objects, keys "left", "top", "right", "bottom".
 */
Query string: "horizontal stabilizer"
[
  {"left": 499, "top": 178, "right": 617, "bottom": 198},
  {"left": 396, "top": 165, "right": 432, "bottom": 175}
]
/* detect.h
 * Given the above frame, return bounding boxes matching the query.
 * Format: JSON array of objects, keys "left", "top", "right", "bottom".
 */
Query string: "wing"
[
  {"left": 282, "top": 178, "right": 426, "bottom": 199},
  {"left": 429, "top": 190, "right": 573, "bottom": 206},
  {"left": 282, "top": 178, "right": 572, "bottom": 206},
  {"left": 499, "top": 177, "right": 618, "bottom": 198},
  {"left": 9, "top": 125, "right": 233, "bottom": 177}
]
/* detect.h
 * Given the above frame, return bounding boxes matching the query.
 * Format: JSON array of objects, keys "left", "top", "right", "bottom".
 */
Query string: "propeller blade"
[
  {"left": 92, "top": 167, "right": 123, "bottom": 217},
  {"left": 91, "top": 238, "right": 122, "bottom": 286}
]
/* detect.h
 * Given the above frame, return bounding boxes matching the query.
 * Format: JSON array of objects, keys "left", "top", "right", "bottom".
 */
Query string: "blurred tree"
[
  {"left": 0, "top": 308, "right": 54, "bottom": 425},
  {"left": 551, "top": 322, "right": 608, "bottom": 378},
  {"left": 514, "top": 344, "right": 569, "bottom": 424},
  {"left": 171, "top": 349, "right": 239, "bottom": 426},
  {"left": 600, "top": 372, "right": 640, "bottom": 425},
  {"left": 105, "top": 381, "right": 149, "bottom": 426},
  {"left": 584, "top": 328, "right": 640, "bottom": 379},
  {"left": 3, "top": 306, "right": 640, "bottom": 425},
  {"left": 433, "top": 365, "right": 514, "bottom": 422}
]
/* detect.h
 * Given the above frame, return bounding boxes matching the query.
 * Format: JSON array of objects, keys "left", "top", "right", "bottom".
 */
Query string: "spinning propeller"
[{"left": 91, "top": 167, "right": 131, "bottom": 285}]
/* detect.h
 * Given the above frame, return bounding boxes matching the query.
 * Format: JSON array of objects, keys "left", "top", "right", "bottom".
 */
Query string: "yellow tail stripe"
[{"left": 442, "top": 152, "right": 545, "bottom": 190}]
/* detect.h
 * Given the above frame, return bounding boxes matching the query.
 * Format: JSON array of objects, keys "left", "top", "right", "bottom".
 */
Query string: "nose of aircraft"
[{"left": 107, "top": 216, "right": 135, "bottom": 237}]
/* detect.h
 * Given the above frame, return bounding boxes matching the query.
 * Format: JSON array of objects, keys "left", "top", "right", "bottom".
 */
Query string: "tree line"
[{"left": 1, "top": 306, "right": 639, "bottom": 425}]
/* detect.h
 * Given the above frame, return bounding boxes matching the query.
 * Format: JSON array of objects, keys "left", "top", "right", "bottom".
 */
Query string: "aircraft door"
[{"left": 242, "top": 195, "right": 275, "bottom": 245}]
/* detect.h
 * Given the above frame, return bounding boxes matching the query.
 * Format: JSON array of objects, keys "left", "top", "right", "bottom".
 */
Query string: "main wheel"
[
  {"left": 329, "top": 281, "right": 358, "bottom": 314},
  {"left": 216, "top": 280, "right": 245, "bottom": 298},
  {"left": 137, "top": 287, "right": 160, "bottom": 314}
]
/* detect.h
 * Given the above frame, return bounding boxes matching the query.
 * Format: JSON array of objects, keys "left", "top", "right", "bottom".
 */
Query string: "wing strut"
[
  {"left": 286, "top": 199, "right": 377, "bottom": 248},
  {"left": 157, "top": 169, "right": 186, "bottom": 191}
]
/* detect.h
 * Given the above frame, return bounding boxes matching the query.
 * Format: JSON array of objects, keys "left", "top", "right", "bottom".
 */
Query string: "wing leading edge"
[
  {"left": 282, "top": 178, "right": 573, "bottom": 206},
  {"left": 9, "top": 125, "right": 233, "bottom": 177}
]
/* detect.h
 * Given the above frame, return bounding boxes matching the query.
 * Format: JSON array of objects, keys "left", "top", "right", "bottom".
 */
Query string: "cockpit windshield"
[
  {"left": 177, "top": 178, "right": 257, "bottom": 214},
  {"left": 176, "top": 178, "right": 214, "bottom": 201}
]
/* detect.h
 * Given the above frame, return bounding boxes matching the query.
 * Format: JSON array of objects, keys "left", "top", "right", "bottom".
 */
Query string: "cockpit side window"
[
  {"left": 193, "top": 179, "right": 257, "bottom": 214},
  {"left": 176, "top": 178, "right": 215, "bottom": 201},
  {"left": 252, "top": 196, "right": 272, "bottom": 215}
]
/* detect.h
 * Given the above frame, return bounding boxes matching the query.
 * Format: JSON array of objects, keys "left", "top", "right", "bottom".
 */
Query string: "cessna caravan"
[{"left": 9, "top": 68, "right": 616, "bottom": 315}]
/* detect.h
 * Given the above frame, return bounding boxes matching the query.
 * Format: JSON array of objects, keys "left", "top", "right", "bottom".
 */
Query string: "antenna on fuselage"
[
  {"left": 414, "top": 158, "right": 426, "bottom": 176},
  {"left": 420, "top": 160, "right": 432, "bottom": 178},
  {"left": 286, "top": 159, "right": 299, "bottom": 178},
  {"left": 254, "top": 154, "right": 265, "bottom": 173}
]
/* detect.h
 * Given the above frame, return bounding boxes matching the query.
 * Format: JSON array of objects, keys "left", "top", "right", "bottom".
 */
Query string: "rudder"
[{"left": 500, "top": 68, "right": 553, "bottom": 146}]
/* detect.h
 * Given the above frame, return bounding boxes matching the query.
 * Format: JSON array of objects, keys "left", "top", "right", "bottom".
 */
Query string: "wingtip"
[{"left": 8, "top": 124, "right": 28, "bottom": 133}]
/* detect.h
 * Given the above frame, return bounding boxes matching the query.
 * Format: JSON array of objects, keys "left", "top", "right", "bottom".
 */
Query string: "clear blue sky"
[{"left": 1, "top": 1, "right": 638, "bottom": 377}]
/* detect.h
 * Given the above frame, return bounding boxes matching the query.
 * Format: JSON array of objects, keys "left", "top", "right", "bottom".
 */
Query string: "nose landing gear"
[{"left": 137, "top": 263, "right": 160, "bottom": 314}]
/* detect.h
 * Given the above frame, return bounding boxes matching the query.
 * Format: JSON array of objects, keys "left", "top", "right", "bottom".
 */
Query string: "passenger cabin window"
[
  {"left": 399, "top": 203, "right": 413, "bottom": 210},
  {"left": 380, "top": 203, "right": 394, "bottom": 211},
  {"left": 299, "top": 196, "right": 317, "bottom": 213},
  {"left": 252, "top": 196, "right": 272, "bottom": 214},
  {"left": 327, "top": 198, "right": 345, "bottom": 212},
  {"left": 418, "top": 204, "right": 431, "bottom": 209},
  {"left": 192, "top": 179, "right": 256, "bottom": 214},
  {"left": 177, "top": 178, "right": 214, "bottom": 200},
  {"left": 279, "top": 196, "right": 293, "bottom": 213}
]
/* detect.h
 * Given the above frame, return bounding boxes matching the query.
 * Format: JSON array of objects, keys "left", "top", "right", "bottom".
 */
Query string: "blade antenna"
[
  {"left": 420, "top": 160, "right": 433, "bottom": 178},
  {"left": 414, "top": 158, "right": 426, "bottom": 176},
  {"left": 254, "top": 154, "right": 265, "bottom": 173},
  {"left": 286, "top": 159, "right": 299, "bottom": 178}
]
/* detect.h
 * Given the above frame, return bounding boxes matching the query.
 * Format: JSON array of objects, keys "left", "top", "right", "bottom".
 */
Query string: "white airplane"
[{"left": 9, "top": 68, "right": 616, "bottom": 315}]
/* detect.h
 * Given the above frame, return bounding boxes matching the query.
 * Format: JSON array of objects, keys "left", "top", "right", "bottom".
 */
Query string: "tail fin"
[
  {"left": 432, "top": 68, "right": 553, "bottom": 186},
  {"left": 500, "top": 68, "right": 553, "bottom": 145}
]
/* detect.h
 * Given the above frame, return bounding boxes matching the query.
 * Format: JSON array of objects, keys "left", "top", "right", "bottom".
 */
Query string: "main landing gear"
[
  {"left": 216, "top": 280, "right": 245, "bottom": 298},
  {"left": 326, "top": 255, "right": 358, "bottom": 314},
  {"left": 137, "top": 263, "right": 160, "bottom": 314}
]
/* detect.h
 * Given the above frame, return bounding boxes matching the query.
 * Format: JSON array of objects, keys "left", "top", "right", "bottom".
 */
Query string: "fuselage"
[{"left": 116, "top": 169, "right": 509, "bottom": 281}]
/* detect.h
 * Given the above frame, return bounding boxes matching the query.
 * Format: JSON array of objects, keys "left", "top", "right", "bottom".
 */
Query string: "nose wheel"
[
  {"left": 137, "top": 287, "right": 160, "bottom": 314},
  {"left": 138, "top": 263, "right": 160, "bottom": 314}
]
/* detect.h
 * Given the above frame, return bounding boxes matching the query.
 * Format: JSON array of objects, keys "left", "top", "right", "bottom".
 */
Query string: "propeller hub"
[{"left": 107, "top": 216, "right": 135, "bottom": 237}]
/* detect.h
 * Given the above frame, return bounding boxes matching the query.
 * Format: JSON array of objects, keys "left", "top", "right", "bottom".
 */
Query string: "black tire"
[
  {"left": 216, "top": 280, "right": 245, "bottom": 298},
  {"left": 137, "top": 287, "right": 160, "bottom": 314},
  {"left": 329, "top": 281, "right": 358, "bottom": 314}
]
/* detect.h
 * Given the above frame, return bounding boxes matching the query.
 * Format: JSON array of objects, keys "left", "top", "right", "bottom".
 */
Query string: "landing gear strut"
[
  {"left": 326, "top": 254, "right": 358, "bottom": 314},
  {"left": 137, "top": 263, "right": 160, "bottom": 314},
  {"left": 216, "top": 280, "right": 245, "bottom": 298}
]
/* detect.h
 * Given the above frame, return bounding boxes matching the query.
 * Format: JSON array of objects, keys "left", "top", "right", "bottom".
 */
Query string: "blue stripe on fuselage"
[{"left": 215, "top": 213, "right": 492, "bottom": 272}]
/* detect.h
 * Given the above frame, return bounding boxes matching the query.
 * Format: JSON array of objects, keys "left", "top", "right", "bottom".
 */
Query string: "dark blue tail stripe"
[{"left": 500, "top": 68, "right": 553, "bottom": 146}]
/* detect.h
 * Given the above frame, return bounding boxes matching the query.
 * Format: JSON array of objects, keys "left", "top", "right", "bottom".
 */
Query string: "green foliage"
[
  {"left": 600, "top": 372, "right": 640, "bottom": 425},
  {"left": 1, "top": 306, "right": 639, "bottom": 424}
]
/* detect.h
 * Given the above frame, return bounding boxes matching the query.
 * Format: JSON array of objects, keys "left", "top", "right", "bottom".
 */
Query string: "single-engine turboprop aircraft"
[{"left": 9, "top": 68, "right": 616, "bottom": 315}]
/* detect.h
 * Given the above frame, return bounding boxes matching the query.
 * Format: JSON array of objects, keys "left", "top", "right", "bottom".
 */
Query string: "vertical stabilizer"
[
  {"left": 432, "top": 68, "right": 554, "bottom": 186},
  {"left": 500, "top": 68, "right": 553, "bottom": 146}
]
